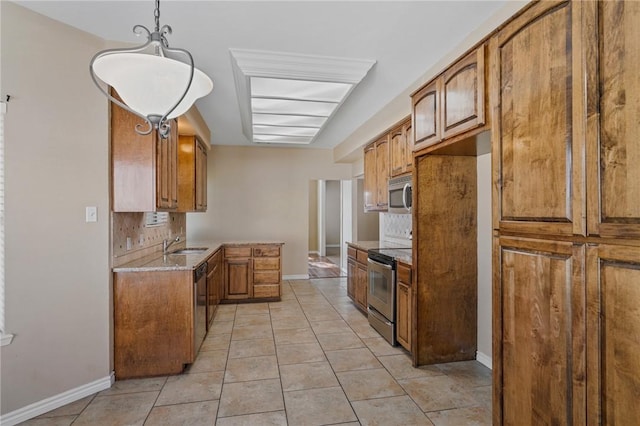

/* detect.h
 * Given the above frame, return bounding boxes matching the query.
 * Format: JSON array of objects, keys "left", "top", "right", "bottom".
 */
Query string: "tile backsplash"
[
  {"left": 112, "top": 212, "right": 186, "bottom": 267},
  {"left": 380, "top": 212, "right": 412, "bottom": 244}
]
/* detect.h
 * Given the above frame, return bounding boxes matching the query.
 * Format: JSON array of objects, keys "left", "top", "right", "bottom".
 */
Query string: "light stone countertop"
[{"left": 113, "top": 240, "right": 284, "bottom": 273}]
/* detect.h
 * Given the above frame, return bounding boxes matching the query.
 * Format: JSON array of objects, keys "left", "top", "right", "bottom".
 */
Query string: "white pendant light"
[{"left": 90, "top": 0, "right": 213, "bottom": 138}]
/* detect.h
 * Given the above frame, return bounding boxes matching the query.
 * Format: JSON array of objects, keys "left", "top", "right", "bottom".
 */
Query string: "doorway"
[{"left": 308, "top": 179, "right": 351, "bottom": 278}]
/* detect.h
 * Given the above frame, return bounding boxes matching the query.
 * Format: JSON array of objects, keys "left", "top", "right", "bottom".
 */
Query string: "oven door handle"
[{"left": 368, "top": 258, "right": 393, "bottom": 269}]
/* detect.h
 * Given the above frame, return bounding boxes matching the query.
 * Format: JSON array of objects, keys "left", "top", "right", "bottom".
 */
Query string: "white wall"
[
  {"left": 187, "top": 146, "right": 352, "bottom": 276},
  {"left": 1, "top": 2, "right": 111, "bottom": 417},
  {"left": 477, "top": 134, "right": 492, "bottom": 366}
]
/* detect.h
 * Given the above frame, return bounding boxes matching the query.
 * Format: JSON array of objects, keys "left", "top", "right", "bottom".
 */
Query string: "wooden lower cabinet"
[
  {"left": 395, "top": 261, "right": 412, "bottom": 351},
  {"left": 114, "top": 270, "right": 196, "bottom": 379},
  {"left": 586, "top": 243, "right": 640, "bottom": 424},
  {"left": 223, "top": 244, "right": 282, "bottom": 301},
  {"left": 206, "top": 249, "right": 222, "bottom": 328},
  {"left": 494, "top": 236, "right": 586, "bottom": 426},
  {"left": 346, "top": 244, "right": 368, "bottom": 312}
]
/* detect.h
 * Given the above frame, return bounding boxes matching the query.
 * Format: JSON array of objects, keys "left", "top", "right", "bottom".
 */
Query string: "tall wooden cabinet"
[
  {"left": 178, "top": 135, "right": 208, "bottom": 212},
  {"left": 491, "top": 1, "right": 640, "bottom": 424},
  {"left": 363, "top": 135, "right": 390, "bottom": 212},
  {"left": 112, "top": 103, "right": 178, "bottom": 212}
]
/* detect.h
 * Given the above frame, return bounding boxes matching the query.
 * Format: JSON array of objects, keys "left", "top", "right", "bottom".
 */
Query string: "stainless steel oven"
[{"left": 367, "top": 250, "right": 397, "bottom": 345}]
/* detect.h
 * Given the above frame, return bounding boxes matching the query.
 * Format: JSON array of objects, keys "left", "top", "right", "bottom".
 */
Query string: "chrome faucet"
[{"left": 163, "top": 236, "right": 181, "bottom": 254}]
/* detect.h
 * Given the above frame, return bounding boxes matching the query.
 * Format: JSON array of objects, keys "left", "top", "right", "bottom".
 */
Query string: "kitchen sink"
[{"left": 170, "top": 248, "right": 209, "bottom": 255}]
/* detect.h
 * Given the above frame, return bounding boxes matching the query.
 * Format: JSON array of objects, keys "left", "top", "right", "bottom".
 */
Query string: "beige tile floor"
[{"left": 23, "top": 277, "right": 492, "bottom": 426}]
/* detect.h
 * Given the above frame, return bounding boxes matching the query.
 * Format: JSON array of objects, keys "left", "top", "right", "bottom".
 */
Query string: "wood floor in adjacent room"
[{"left": 23, "top": 278, "right": 492, "bottom": 425}]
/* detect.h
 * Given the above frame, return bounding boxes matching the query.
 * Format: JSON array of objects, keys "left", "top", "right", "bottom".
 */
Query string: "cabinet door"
[
  {"left": 195, "top": 141, "right": 207, "bottom": 211},
  {"left": 375, "top": 135, "right": 389, "bottom": 210},
  {"left": 224, "top": 258, "right": 252, "bottom": 300},
  {"left": 442, "top": 45, "right": 485, "bottom": 140},
  {"left": 586, "top": 243, "right": 640, "bottom": 425},
  {"left": 157, "top": 121, "right": 178, "bottom": 210},
  {"left": 355, "top": 263, "right": 368, "bottom": 311},
  {"left": 389, "top": 125, "right": 406, "bottom": 177},
  {"left": 363, "top": 143, "right": 377, "bottom": 211},
  {"left": 494, "top": 236, "right": 585, "bottom": 426},
  {"left": 586, "top": 1, "right": 640, "bottom": 239},
  {"left": 412, "top": 79, "right": 441, "bottom": 151},
  {"left": 492, "top": 0, "right": 584, "bottom": 237},
  {"left": 404, "top": 121, "right": 413, "bottom": 173},
  {"left": 396, "top": 282, "right": 410, "bottom": 351},
  {"left": 347, "top": 258, "right": 356, "bottom": 300}
]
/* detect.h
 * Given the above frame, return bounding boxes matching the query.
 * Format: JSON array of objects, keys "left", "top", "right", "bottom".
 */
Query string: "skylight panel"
[
  {"left": 251, "top": 77, "right": 352, "bottom": 102},
  {"left": 253, "top": 125, "right": 320, "bottom": 137},
  {"left": 252, "top": 114, "right": 326, "bottom": 128},
  {"left": 251, "top": 98, "right": 336, "bottom": 117}
]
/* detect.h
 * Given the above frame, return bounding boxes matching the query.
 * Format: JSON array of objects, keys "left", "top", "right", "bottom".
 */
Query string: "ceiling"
[{"left": 16, "top": 1, "right": 514, "bottom": 150}]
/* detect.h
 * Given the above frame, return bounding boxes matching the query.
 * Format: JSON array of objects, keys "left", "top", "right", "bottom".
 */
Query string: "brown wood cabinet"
[
  {"left": 114, "top": 270, "right": 196, "bottom": 379},
  {"left": 586, "top": 243, "right": 640, "bottom": 424},
  {"left": 363, "top": 135, "right": 390, "bottom": 212},
  {"left": 412, "top": 44, "right": 486, "bottom": 153},
  {"left": 494, "top": 236, "right": 585, "bottom": 425},
  {"left": 585, "top": 1, "right": 640, "bottom": 240},
  {"left": 390, "top": 118, "right": 413, "bottom": 177},
  {"left": 206, "top": 248, "right": 222, "bottom": 328},
  {"left": 395, "top": 260, "right": 412, "bottom": 352},
  {"left": 178, "top": 135, "right": 208, "bottom": 212},
  {"left": 490, "top": 1, "right": 640, "bottom": 424},
  {"left": 223, "top": 244, "right": 282, "bottom": 301},
  {"left": 413, "top": 154, "right": 477, "bottom": 365},
  {"left": 346, "top": 244, "right": 368, "bottom": 312},
  {"left": 111, "top": 102, "right": 178, "bottom": 212}
]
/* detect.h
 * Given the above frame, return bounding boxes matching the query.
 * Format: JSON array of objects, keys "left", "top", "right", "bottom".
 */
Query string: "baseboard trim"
[
  {"left": 476, "top": 351, "right": 492, "bottom": 370},
  {"left": 1, "top": 372, "right": 115, "bottom": 426},
  {"left": 283, "top": 274, "right": 309, "bottom": 280}
]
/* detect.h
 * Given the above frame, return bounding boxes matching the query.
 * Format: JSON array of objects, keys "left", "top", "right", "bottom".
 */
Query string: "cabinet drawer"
[
  {"left": 253, "top": 284, "right": 280, "bottom": 298},
  {"left": 397, "top": 262, "right": 412, "bottom": 286},
  {"left": 254, "top": 271, "right": 280, "bottom": 284},
  {"left": 356, "top": 249, "right": 369, "bottom": 264},
  {"left": 207, "top": 250, "right": 222, "bottom": 269},
  {"left": 224, "top": 246, "right": 252, "bottom": 258},
  {"left": 347, "top": 246, "right": 357, "bottom": 259},
  {"left": 254, "top": 257, "right": 280, "bottom": 271},
  {"left": 253, "top": 246, "right": 280, "bottom": 257}
]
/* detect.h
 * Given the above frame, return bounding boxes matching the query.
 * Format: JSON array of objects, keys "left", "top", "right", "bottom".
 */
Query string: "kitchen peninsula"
[{"left": 113, "top": 241, "right": 283, "bottom": 379}]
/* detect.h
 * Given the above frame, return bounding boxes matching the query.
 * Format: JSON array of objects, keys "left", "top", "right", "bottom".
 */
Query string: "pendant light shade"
[
  {"left": 89, "top": 0, "right": 212, "bottom": 137},
  {"left": 92, "top": 53, "right": 212, "bottom": 120}
]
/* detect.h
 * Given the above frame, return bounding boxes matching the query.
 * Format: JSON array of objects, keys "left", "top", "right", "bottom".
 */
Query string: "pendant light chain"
[{"left": 154, "top": 0, "right": 161, "bottom": 33}]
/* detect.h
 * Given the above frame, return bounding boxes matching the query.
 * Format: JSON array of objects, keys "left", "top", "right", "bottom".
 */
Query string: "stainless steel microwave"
[{"left": 388, "top": 175, "right": 412, "bottom": 214}]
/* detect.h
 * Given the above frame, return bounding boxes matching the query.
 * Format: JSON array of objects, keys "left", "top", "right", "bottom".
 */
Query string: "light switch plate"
[{"left": 85, "top": 206, "right": 97, "bottom": 222}]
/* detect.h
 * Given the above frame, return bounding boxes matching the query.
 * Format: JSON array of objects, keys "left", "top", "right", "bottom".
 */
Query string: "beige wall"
[
  {"left": 325, "top": 180, "right": 340, "bottom": 246},
  {"left": 1, "top": 2, "right": 111, "bottom": 416},
  {"left": 186, "top": 146, "right": 352, "bottom": 276},
  {"left": 356, "top": 179, "right": 379, "bottom": 241}
]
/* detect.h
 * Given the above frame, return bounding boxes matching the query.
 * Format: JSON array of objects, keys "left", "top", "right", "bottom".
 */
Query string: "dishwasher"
[{"left": 194, "top": 263, "right": 208, "bottom": 354}]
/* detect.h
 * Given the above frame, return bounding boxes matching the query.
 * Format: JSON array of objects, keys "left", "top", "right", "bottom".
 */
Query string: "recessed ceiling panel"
[
  {"left": 253, "top": 125, "right": 319, "bottom": 137},
  {"left": 252, "top": 114, "right": 326, "bottom": 128},
  {"left": 251, "top": 77, "right": 352, "bottom": 102},
  {"left": 251, "top": 98, "right": 336, "bottom": 116},
  {"left": 230, "top": 49, "right": 376, "bottom": 145},
  {"left": 253, "top": 134, "right": 314, "bottom": 144}
]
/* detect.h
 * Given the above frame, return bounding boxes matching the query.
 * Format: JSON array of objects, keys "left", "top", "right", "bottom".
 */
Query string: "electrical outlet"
[
  {"left": 138, "top": 235, "right": 144, "bottom": 246},
  {"left": 126, "top": 237, "right": 132, "bottom": 251}
]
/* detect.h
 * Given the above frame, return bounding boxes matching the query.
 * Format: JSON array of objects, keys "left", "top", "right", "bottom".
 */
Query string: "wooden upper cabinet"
[
  {"left": 586, "top": 243, "right": 640, "bottom": 424},
  {"left": 586, "top": 1, "right": 640, "bottom": 239},
  {"left": 178, "top": 135, "right": 208, "bottom": 212},
  {"left": 491, "top": 0, "right": 584, "bottom": 237},
  {"left": 442, "top": 45, "right": 485, "bottom": 140},
  {"left": 111, "top": 100, "right": 178, "bottom": 212},
  {"left": 390, "top": 118, "right": 413, "bottom": 177},
  {"left": 363, "top": 142, "right": 377, "bottom": 211},
  {"left": 375, "top": 135, "right": 389, "bottom": 209},
  {"left": 412, "top": 43, "right": 487, "bottom": 153},
  {"left": 412, "top": 79, "right": 441, "bottom": 150},
  {"left": 494, "top": 236, "right": 585, "bottom": 426}
]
